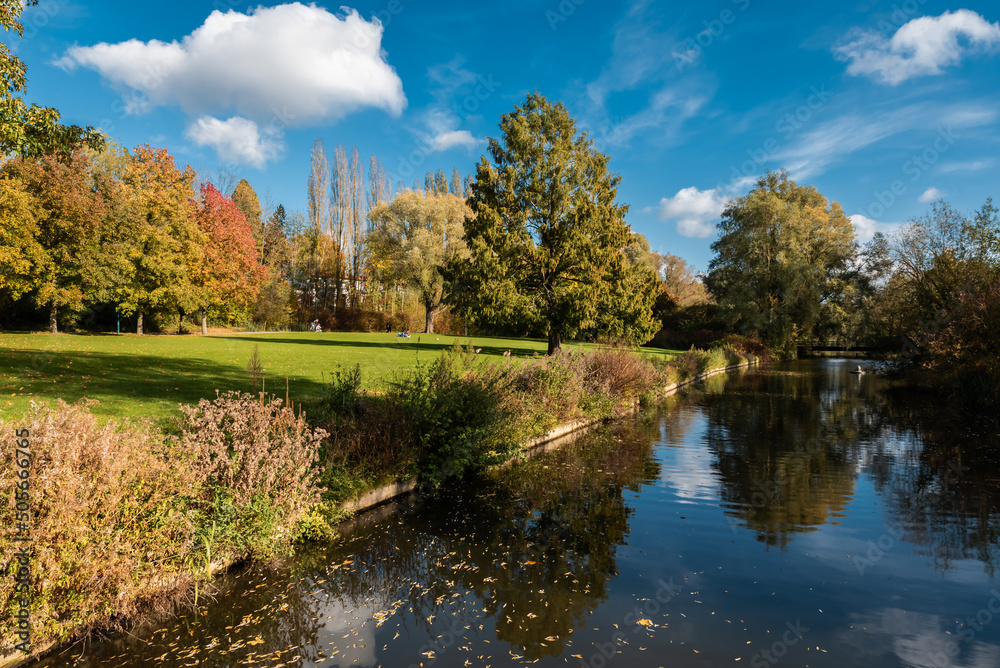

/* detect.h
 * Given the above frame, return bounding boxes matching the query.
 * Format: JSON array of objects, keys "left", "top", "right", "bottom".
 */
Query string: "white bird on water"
[{"left": 851, "top": 365, "right": 865, "bottom": 375}]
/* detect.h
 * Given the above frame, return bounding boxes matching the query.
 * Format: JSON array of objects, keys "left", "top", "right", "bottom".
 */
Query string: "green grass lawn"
[{"left": 0, "top": 331, "right": 679, "bottom": 423}]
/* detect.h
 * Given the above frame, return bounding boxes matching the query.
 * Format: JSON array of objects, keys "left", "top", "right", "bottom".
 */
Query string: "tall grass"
[{"left": 1, "top": 392, "right": 327, "bottom": 652}]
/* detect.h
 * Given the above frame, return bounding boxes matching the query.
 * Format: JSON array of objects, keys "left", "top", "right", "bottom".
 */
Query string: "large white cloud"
[
  {"left": 56, "top": 3, "right": 406, "bottom": 166},
  {"left": 835, "top": 9, "right": 1000, "bottom": 85},
  {"left": 657, "top": 186, "right": 729, "bottom": 238},
  {"left": 184, "top": 116, "right": 282, "bottom": 169}
]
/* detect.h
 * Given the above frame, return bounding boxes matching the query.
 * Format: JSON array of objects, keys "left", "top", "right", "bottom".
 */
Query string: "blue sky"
[{"left": 10, "top": 0, "right": 1000, "bottom": 271}]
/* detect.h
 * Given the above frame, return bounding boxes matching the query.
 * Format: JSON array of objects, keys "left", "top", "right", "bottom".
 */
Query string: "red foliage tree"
[{"left": 190, "top": 183, "right": 267, "bottom": 333}]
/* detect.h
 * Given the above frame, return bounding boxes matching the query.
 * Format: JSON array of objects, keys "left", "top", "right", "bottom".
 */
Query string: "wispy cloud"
[
  {"left": 577, "top": 1, "right": 710, "bottom": 149},
  {"left": 413, "top": 56, "right": 493, "bottom": 153},
  {"left": 938, "top": 158, "right": 995, "bottom": 173},
  {"left": 835, "top": 9, "right": 1000, "bottom": 85},
  {"left": 774, "top": 102, "right": 997, "bottom": 179}
]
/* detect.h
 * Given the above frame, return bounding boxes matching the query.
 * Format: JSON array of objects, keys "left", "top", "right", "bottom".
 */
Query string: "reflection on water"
[{"left": 40, "top": 360, "right": 1000, "bottom": 668}]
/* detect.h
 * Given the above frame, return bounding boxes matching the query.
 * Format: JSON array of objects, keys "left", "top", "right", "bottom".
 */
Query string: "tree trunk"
[
  {"left": 49, "top": 304, "right": 58, "bottom": 334},
  {"left": 137, "top": 310, "right": 144, "bottom": 336},
  {"left": 425, "top": 302, "right": 436, "bottom": 334},
  {"left": 178, "top": 307, "right": 184, "bottom": 335},
  {"left": 201, "top": 309, "right": 208, "bottom": 336},
  {"left": 547, "top": 330, "right": 562, "bottom": 356}
]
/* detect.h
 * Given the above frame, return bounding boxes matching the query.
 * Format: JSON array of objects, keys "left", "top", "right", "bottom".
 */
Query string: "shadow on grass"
[
  {"left": 2, "top": 349, "right": 329, "bottom": 422},
  {"left": 216, "top": 335, "right": 547, "bottom": 359}
]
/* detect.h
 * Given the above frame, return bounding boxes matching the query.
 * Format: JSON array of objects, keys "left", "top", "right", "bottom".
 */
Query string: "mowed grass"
[{"left": 0, "top": 331, "right": 680, "bottom": 423}]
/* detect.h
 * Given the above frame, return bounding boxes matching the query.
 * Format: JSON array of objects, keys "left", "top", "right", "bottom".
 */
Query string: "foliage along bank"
[{"left": 0, "top": 342, "right": 756, "bottom": 660}]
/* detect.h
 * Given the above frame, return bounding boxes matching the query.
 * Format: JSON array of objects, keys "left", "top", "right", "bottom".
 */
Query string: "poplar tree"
[{"left": 454, "top": 93, "right": 658, "bottom": 354}]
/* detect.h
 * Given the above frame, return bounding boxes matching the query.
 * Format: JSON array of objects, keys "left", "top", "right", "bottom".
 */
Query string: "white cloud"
[
  {"left": 938, "top": 158, "right": 995, "bottom": 173},
  {"left": 429, "top": 130, "right": 478, "bottom": 152},
  {"left": 418, "top": 107, "right": 481, "bottom": 154},
  {"left": 185, "top": 116, "right": 281, "bottom": 169},
  {"left": 850, "top": 214, "right": 902, "bottom": 242},
  {"left": 835, "top": 9, "right": 1000, "bottom": 85},
  {"left": 657, "top": 186, "right": 730, "bottom": 238},
  {"left": 57, "top": 3, "right": 406, "bottom": 165},
  {"left": 851, "top": 214, "right": 879, "bottom": 242},
  {"left": 918, "top": 186, "right": 944, "bottom": 202},
  {"left": 774, "top": 102, "right": 996, "bottom": 178}
]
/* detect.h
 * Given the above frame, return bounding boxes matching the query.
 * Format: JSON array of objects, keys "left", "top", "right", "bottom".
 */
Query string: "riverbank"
[
  {"left": 0, "top": 344, "right": 756, "bottom": 667},
  {"left": 337, "top": 355, "right": 759, "bottom": 517}
]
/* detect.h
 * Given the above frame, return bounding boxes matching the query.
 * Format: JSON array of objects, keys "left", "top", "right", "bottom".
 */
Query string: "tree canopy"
[
  {"left": 369, "top": 191, "right": 470, "bottom": 334},
  {"left": 0, "top": 0, "right": 104, "bottom": 158},
  {"left": 2, "top": 149, "right": 106, "bottom": 331},
  {"left": 453, "top": 93, "right": 658, "bottom": 354},
  {"left": 706, "top": 170, "right": 855, "bottom": 354}
]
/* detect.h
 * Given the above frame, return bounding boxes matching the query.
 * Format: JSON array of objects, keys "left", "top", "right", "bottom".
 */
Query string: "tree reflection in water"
[
  {"left": 701, "top": 360, "right": 1000, "bottom": 570},
  {"left": 300, "top": 419, "right": 661, "bottom": 661}
]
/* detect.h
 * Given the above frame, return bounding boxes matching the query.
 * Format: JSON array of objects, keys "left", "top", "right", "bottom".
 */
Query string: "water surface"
[{"left": 42, "top": 359, "right": 1000, "bottom": 667}]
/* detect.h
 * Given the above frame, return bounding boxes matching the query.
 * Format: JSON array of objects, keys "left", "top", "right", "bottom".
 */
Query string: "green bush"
[{"left": 392, "top": 355, "right": 518, "bottom": 486}]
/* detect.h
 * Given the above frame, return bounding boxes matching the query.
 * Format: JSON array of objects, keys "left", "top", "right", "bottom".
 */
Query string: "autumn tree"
[
  {"left": 0, "top": 0, "right": 104, "bottom": 157},
  {"left": 190, "top": 183, "right": 266, "bottom": 334},
  {"left": 0, "top": 176, "right": 42, "bottom": 306},
  {"left": 454, "top": 93, "right": 659, "bottom": 353},
  {"left": 369, "top": 191, "right": 471, "bottom": 333},
  {"left": 232, "top": 178, "right": 264, "bottom": 258},
  {"left": 706, "top": 170, "right": 855, "bottom": 354},
  {"left": 888, "top": 200, "right": 996, "bottom": 325},
  {"left": 657, "top": 253, "right": 710, "bottom": 307},
  {"left": 113, "top": 145, "right": 203, "bottom": 335},
  {"left": 1, "top": 150, "right": 107, "bottom": 332}
]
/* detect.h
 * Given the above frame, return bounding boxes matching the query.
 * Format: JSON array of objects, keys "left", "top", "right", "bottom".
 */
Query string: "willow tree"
[
  {"left": 369, "top": 191, "right": 470, "bottom": 333},
  {"left": 706, "top": 170, "right": 856, "bottom": 354},
  {"left": 453, "top": 93, "right": 658, "bottom": 354}
]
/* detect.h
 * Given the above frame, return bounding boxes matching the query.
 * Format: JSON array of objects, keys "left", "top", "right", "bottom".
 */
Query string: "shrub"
[
  {"left": 392, "top": 355, "right": 518, "bottom": 486},
  {"left": 511, "top": 350, "right": 588, "bottom": 431},
  {"left": 176, "top": 392, "right": 327, "bottom": 559},
  {"left": 711, "top": 333, "right": 774, "bottom": 361},
  {"left": 314, "top": 364, "right": 418, "bottom": 502},
  {"left": 1, "top": 401, "right": 197, "bottom": 649},
  {"left": 584, "top": 345, "right": 658, "bottom": 399}
]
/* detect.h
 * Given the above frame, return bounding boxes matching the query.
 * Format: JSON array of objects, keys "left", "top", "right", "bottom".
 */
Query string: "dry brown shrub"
[
  {"left": 176, "top": 392, "right": 327, "bottom": 534},
  {"left": 1, "top": 401, "right": 197, "bottom": 650},
  {"left": 584, "top": 346, "right": 658, "bottom": 398}
]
